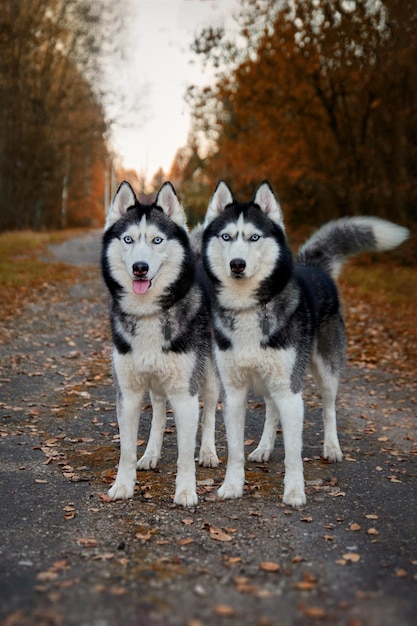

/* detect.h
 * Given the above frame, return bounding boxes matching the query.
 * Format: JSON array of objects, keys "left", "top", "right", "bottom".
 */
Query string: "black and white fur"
[
  {"left": 202, "top": 180, "right": 409, "bottom": 507},
  {"left": 102, "top": 181, "right": 218, "bottom": 507}
]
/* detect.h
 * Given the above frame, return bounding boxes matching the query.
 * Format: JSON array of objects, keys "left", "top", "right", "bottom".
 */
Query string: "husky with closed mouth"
[
  {"left": 101, "top": 181, "right": 218, "bottom": 507},
  {"left": 202, "top": 180, "right": 409, "bottom": 507}
]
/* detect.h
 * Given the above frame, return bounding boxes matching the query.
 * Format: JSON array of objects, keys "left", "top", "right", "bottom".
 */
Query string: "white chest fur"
[
  {"left": 214, "top": 308, "right": 296, "bottom": 393},
  {"left": 112, "top": 314, "right": 195, "bottom": 395}
]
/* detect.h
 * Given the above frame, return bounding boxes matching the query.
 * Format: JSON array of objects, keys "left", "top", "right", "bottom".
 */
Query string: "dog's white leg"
[
  {"left": 170, "top": 393, "right": 199, "bottom": 507},
  {"left": 321, "top": 384, "right": 343, "bottom": 463},
  {"left": 217, "top": 386, "right": 247, "bottom": 500},
  {"left": 248, "top": 395, "right": 279, "bottom": 462},
  {"left": 274, "top": 391, "right": 306, "bottom": 507},
  {"left": 137, "top": 390, "right": 167, "bottom": 470},
  {"left": 198, "top": 360, "right": 220, "bottom": 468},
  {"left": 311, "top": 356, "right": 343, "bottom": 462},
  {"left": 108, "top": 389, "right": 143, "bottom": 500}
]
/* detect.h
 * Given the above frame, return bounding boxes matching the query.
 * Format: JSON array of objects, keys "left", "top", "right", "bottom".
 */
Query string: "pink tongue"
[{"left": 132, "top": 279, "right": 151, "bottom": 295}]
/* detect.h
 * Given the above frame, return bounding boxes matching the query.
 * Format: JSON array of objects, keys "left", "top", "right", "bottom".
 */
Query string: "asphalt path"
[{"left": 0, "top": 230, "right": 416, "bottom": 626}]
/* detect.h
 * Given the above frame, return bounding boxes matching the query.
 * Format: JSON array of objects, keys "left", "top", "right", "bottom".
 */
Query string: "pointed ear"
[
  {"left": 155, "top": 181, "right": 187, "bottom": 229},
  {"left": 105, "top": 181, "right": 137, "bottom": 229},
  {"left": 204, "top": 181, "right": 234, "bottom": 226},
  {"left": 253, "top": 181, "right": 284, "bottom": 228}
]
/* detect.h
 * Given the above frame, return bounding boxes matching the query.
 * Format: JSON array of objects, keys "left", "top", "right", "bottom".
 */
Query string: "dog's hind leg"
[
  {"left": 137, "top": 390, "right": 167, "bottom": 470},
  {"left": 311, "top": 353, "right": 343, "bottom": 463},
  {"left": 108, "top": 387, "right": 144, "bottom": 500},
  {"left": 248, "top": 395, "right": 279, "bottom": 463},
  {"left": 198, "top": 359, "right": 220, "bottom": 468}
]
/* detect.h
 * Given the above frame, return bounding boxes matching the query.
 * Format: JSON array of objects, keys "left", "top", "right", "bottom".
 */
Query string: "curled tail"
[{"left": 296, "top": 216, "right": 409, "bottom": 279}]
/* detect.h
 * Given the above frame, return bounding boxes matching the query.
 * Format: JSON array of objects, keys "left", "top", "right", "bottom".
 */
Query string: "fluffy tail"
[
  {"left": 297, "top": 216, "right": 409, "bottom": 279},
  {"left": 189, "top": 223, "right": 204, "bottom": 259}
]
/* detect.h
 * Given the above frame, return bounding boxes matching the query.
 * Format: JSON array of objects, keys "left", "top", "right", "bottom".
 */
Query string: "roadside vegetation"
[{"left": 0, "top": 230, "right": 89, "bottom": 320}]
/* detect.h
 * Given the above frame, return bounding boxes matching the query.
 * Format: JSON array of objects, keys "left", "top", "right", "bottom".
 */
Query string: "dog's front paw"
[
  {"left": 198, "top": 447, "right": 219, "bottom": 468},
  {"left": 217, "top": 481, "right": 243, "bottom": 500},
  {"left": 137, "top": 454, "right": 159, "bottom": 470},
  {"left": 248, "top": 446, "right": 272, "bottom": 463},
  {"left": 323, "top": 442, "right": 343, "bottom": 463},
  {"left": 174, "top": 488, "right": 198, "bottom": 507},
  {"left": 283, "top": 486, "right": 306, "bottom": 507},
  {"left": 108, "top": 480, "right": 135, "bottom": 500}
]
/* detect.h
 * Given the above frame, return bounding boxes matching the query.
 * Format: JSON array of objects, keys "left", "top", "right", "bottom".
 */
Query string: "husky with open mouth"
[
  {"left": 101, "top": 181, "right": 218, "bottom": 507},
  {"left": 202, "top": 181, "right": 409, "bottom": 506}
]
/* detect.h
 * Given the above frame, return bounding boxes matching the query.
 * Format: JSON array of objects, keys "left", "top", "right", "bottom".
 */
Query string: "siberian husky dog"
[
  {"left": 101, "top": 181, "right": 218, "bottom": 507},
  {"left": 202, "top": 180, "right": 409, "bottom": 507}
]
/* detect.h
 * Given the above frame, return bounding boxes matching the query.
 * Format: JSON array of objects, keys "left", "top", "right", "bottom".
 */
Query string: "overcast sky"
[{"left": 108, "top": 0, "right": 241, "bottom": 183}]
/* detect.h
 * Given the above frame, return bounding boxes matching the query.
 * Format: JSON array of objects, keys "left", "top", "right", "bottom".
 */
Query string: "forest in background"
[
  {"left": 2, "top": 0, "right": 417, "bottom": 253},
  {"left": 0, "top": 0, "right": 134, "bottom": 231},
  {"left": 171, "top": 0, "right": 417, "bottom": 252}
]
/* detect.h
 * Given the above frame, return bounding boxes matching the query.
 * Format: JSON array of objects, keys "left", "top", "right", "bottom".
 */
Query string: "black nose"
[
  {"left": 132, "top": 262, "right": 149, "bottom": 277},
  {"left": 230, "top": 258, "right": 246, "bottom": 274}
]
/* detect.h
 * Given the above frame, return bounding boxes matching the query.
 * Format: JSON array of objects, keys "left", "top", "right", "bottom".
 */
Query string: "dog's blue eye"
[
  {"left": 250, "top": 234, "right": 260, "bottom": 242},
  {"left": 153, "top": 236, "right": 163, "bottom": 245},
  {"left": 221, "top": 233, "right": 231, "bottom": 241},
  {"left": 123, "top": 235, "right": 133, "bottom": 244}
]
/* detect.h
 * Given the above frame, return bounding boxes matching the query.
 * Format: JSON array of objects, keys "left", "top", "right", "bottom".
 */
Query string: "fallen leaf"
[
  {"left": 55, "top": 578, "right": 80, "bottom": 589},
  {"left": 235, "top": 582, "right": 259, "bottom": 594},
  {"left": 225, "top": 556, "right": 243, "bottom": 565},
  {"left": 330, "top": 489, "right": 346, "bottom": 497},
  {"left": 350, "top": 523, "right": 361, "bottom": 531},
  {"left": 213, "top": 605, "right": 235, "bottom": 617},
  {"left": 176, "top": 538, "right": 194, "bottom": 545},
  {"left": 395, "top": 568, "right": 407, "bottom": 578},
  {"left": 209, "top": 526, "right": 232, "bottom": 542},
  {"left": 109, "top": 586, "right": 127, "bottom": 596},
  {"left": 99, "top": 493, "right": 113, "bottom": 502},
  {"left": 295, "top": 571, "right": 318, "bottom": 590},
  {"left": 292, "top": 555, "right": 305, "bottom": 564},
  {"left": 36, "top": 571, "right": 58, "bottom": 582},
  {"left": 51, "top": 560, "right": 69, "bottom": 571},
  {"left": 294, "top": 581, "right": 316, "bottom": 591},
  {"left": 388, "top": 475, "right": 403, "bottom": 483},
  {"left": 76, "top": 537, "right": 99, "bottom": 548},
  {"left": 92, "top": 553, "right": 114, "bottom": 561},
  {"left": 342, "top": 553, "right": 360, "bottom": 563},
  {"left": 135, "top": 532, "right": 151, "bottom": 541},
  {"left": 233, "top": 576, "right": 249, "bottom": 586},
  {"left": 367, "top": 528, "right": 379, "bottom": 536},
  {"left": 197, "top": 478, "right": 214, "bottom": 487},
  {"left": 259, "top": 561, "right": 280, "bottom": 572},
  {"left": 300, "top": 604, "right": 327, "bottom": 619}
]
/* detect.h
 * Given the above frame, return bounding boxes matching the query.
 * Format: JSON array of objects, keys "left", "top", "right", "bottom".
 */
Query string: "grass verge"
[{"left": 0, "top": 229, "right": 90, "bottom": 321}]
